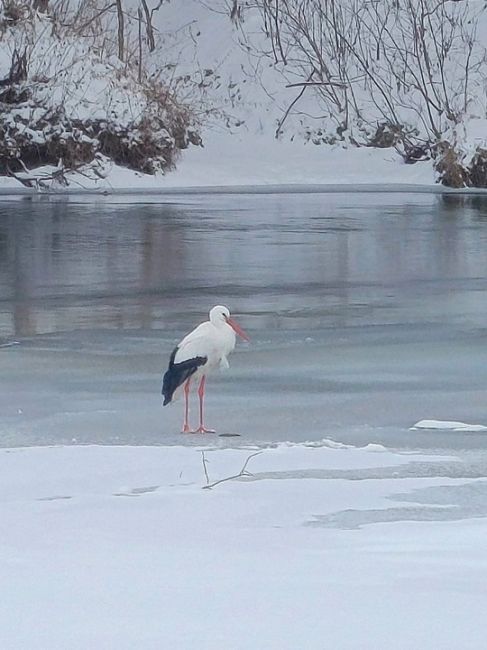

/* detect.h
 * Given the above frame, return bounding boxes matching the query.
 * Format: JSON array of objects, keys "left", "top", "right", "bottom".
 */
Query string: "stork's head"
[{"left": 209, "top": 305, "right": 250, "bottom": 341}]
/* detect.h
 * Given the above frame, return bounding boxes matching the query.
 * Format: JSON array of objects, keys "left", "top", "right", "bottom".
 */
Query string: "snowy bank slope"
[
  {"left": 7, "top": 133, "right": 434, "bottom": 192},
  {"left": 1, "top": 0, "right": 486, "bottom": 192},
  {"left": 1, "top": 443, "right": 486, "bottom": 649},
  {"left": 148, "top": 0, "right": 487, "bottom": 191},
  {"left": 153, "top": 132, "right": 436, "bottom": 189},
  {"left": 0, "top": 138, "right": 438, "bottom": 192}
]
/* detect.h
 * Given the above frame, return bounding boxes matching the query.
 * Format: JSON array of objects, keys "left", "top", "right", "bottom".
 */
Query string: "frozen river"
[
  {"left": 1, "top": 191, "right": 487, "bottom": 452},
  {"left": 3, "top": 190, "right": 487, "bottom": 650}
]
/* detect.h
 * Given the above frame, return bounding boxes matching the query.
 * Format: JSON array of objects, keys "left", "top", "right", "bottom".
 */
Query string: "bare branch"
[
  {"left": 141, "top": 0, "right": 155, "bottom": 52},
  {"left": 201, "top": 451, "right": 263, "bottom": 490},
  {"left": 251, "top": 0, "right": 484, "bottom": 150},
  {"left": 285, "top": 81, "right": 348, "bottom": 89},
  {"left": 201, "top": 450, "right": 210, "bottom": 485}
]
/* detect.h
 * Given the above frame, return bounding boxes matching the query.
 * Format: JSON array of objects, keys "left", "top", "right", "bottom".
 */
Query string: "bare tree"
[{"left": 251, "top": 0, "right": 487, "bottom": 154}]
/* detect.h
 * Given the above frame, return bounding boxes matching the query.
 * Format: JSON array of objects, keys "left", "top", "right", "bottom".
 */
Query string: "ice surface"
[
  {"left": 2, "top": 192, "right": 487, "bottom": 450},
  {"left": 0, "top": 191, "right": 487, "bottom": 648},
  {"left": 0, "top": 194, "right": 487, "bottom": 448}
]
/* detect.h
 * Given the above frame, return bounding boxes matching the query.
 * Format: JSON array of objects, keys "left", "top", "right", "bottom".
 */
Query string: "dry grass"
[
  {"left": 434, "top": 141, "right": 469, "bottom": 188},
  {"left": 468, "top": 148, "right": 487, "bottom": 188},
  {"left": 433, "top": 142, "right": 487, "bottom": 188}
]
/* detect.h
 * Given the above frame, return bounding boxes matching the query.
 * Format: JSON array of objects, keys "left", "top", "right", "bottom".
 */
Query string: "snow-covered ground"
[
  {"left": 2, "top": 0, "right": 486, "bottom": 194},
  {"left": 151, "top": 134, "right": 437, "bottom": 189},
  {"left": 2, "top": 442, "right": 487, "bottom": 650},
  {"left": 0, "top": 132, "right": 440, "bottom": 193}
]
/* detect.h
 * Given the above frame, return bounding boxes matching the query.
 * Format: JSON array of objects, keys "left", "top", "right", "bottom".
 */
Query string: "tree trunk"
[{"left": 115, "top": 0, "right": 125, "bottom": 61}]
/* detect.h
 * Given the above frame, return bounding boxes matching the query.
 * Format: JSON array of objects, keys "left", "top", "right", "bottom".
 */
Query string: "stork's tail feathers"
[{"left": 162, "top": 347, "right": 207, "bottom": 405}]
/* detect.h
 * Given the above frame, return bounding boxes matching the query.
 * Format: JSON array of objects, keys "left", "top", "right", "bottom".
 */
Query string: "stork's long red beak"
[{"left": 226, "top": 316, "right": 250, "bottom": 341}]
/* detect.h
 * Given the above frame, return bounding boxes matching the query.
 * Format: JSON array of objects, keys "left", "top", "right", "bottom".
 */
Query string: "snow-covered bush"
[
  {"left": 0, "top": 0, "right": 199, "bottom": 184},
  {"left": 248, "top": 0, "right": 487, "bottom": 186}
]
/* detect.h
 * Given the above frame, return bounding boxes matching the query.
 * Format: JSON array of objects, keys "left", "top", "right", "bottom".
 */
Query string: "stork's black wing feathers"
[{"left": 162, "top": 346, "right": 207, "bottom": 405}]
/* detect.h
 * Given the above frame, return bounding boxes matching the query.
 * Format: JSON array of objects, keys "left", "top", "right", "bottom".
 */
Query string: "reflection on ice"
[{"left": 2, "top": 192, "right": 487, "bottom": 338}]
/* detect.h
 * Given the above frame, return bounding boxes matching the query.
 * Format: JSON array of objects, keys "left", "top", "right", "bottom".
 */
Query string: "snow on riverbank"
[
  {"left": 1, "top": 442, "right": 486, "bottom": 649},
  {"left": 0, "top": 132, "right": 438, "bottom": 193},
  {"left": 153, "top": 133, "right": 436, "bottom": 189},
  {"left": 2, "top": 0, "right": 486, "bottom": 194}
]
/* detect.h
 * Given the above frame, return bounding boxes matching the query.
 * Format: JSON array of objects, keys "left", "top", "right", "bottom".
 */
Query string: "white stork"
[{"left": 162, "top": 305, "right": 249, "bottom": 433}]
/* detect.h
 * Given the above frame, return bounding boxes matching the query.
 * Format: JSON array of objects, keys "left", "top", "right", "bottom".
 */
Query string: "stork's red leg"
[
  {"left": 191, "top": 376, "right": 215, "bottom": 433},
  {"left": 181, "top": 379, "right": 191, "bottom": 433}
]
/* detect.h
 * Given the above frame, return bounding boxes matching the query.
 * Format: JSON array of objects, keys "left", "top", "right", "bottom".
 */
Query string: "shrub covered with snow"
[
  {"left": 242, "top": 0, "right": 487, "bottom": 187},
  {"left": 0, "top": 1, "right": 200, "bottom": 185}
]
